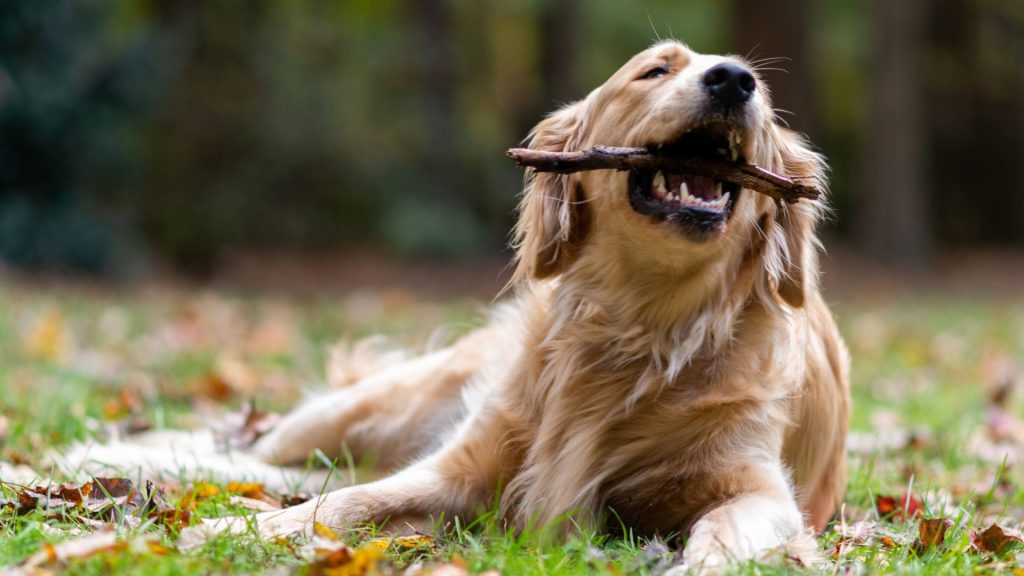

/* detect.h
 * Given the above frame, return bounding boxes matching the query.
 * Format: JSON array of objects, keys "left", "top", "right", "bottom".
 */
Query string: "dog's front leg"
[
  {"left": 671, "top": 461, "right": 817, "bottom": 574},
  {"left": 194, "top": 406, "right": 514, "bottom": 540},
  {"left": 220, "top": 463, "right": 469, "bottom": 538}
]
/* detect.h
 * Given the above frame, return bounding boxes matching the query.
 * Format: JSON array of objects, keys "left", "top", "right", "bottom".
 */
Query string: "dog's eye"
[{"left": 638, "top": 66, "right": 669, "bottom": 80}]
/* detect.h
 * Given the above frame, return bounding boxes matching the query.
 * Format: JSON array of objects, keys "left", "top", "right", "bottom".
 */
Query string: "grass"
[{"left": 0, "top": 279, "right": 1023, "bottom": 574}]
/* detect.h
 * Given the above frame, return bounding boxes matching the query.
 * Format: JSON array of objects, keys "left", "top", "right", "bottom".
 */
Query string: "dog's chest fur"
[{"left": 500, "top": 294, "right": 793, "bottom": 534}]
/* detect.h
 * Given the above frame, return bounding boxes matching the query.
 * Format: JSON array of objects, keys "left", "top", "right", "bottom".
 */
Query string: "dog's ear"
[
  {"left": 764, "top": 125, "right": 827, "bottom": 308},
  {"left": 512, "top": 100, "right": 591, "bottom": 281}
]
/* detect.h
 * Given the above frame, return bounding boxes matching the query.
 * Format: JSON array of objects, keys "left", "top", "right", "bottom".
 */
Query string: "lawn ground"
[{"left": 1, "top": 276, "right": 1023, "bottom": 574}]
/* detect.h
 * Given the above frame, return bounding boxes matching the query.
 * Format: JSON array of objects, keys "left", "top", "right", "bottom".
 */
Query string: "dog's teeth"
[
  {"left": 714, "top": 182, "right": 722, "bottom": 199},
  {"left": 653, "top": 171, "right": 667, "bottom": 198},
  {"left": 708, "top": 191, "right": 729, "bottom": 209},
  {"left": 680, "top": 182, "right": 690, "bottom": 201}
]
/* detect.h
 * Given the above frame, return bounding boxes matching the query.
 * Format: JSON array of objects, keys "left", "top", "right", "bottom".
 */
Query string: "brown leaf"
[
  {"left": 6, "top": 449, "right": 33, "bottom": 466},
  {"left": 85, "top": 477, "right": 186, "bottom": 531},
  {"left": 103, "top": 388, "right": 145, "bottom": 421},
  {"left": 150, "top": 508, "right": 193, "bottom": 531},
  {"left": 281, "top": 492, "right": 314, "bottom": 508},
  {"left": 971, "top": 524, "right": 1024, "bottom": 557},
  {"left": 983, "top": 355, "right": 1019, "bottom": 407},
  {"left": 188, "top": 371, "right": 234, "bottom": 402},
  {"left": 915, "top": 517, "right": 952, "bottom": 551},
  {"left": 13, "top": 480, "right": 92, "bottom": 514},
  {"left": 212, "top": 401, "right": 282, "bottom": 450},
  {"left": 875, "top": 492, "right": 924, "bottom": 521}
]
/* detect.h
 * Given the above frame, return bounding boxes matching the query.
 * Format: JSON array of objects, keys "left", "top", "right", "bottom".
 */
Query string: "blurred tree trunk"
[
  {"left": 512, "top": 0, "right": 583, "bottom": 141},
  {"left": 928, "top": 0, "right": 1024, "bottom": 246},
  {"left": 731, "top": 0, "right": 818, "bottom": 139},
  {"left": 409, "top": 0, "right": 461, "bottom": 202},
  {"left": 858, "top": 0, "right": 931, "bottom": 267},
  {"left": 540, "top": 0, "right": 582, "bottom": 106}
]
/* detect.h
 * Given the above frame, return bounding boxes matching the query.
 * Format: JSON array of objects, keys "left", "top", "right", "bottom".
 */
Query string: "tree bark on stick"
[{"left": 506, "top": 146, "right": 820, "bottom": 204}]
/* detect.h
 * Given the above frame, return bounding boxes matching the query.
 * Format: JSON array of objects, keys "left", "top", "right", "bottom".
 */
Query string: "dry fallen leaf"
[
  {"left": 915, "top": 517, "right": 952, "bottom": 551},
  {"left": 314, "top": 522, "right": 341, "bottom": 541},
  {"left": 212, "top": 401, "right": 282, "bottom": 450},
  {"left": 212, "top": 353, "right": 260, "bottom": 396},
  {"left": 11, "top": 480, "right": 92, "bottom": 514},
  {"left": 23, "top": 308, "right": 69, "bottom": 362},
  {"left": 875, "top": 492, "right": 924, "bottom": 521},
  {"left": 281, "top": 492, "right": 314, "bottom": 508},
  {"left": 178, "top": 481, "right": 221, "bottom": 510},
  {"left": 103, "top": 388, "right": 146, "bottom": 422},
  {"left": 16, "top": 531, "right": 165, "bottom": 572},
  {"left": 20, "top": 531, "right": 119, "bottom": 570},
  {"left": 8, "top": 477, "right": 189, "bottom": 531},
  {"left": 971, "top": 523, "right": 1024, "bottom": 557},
  {"left": 306, "top": 543, "right": 386, "bottom": 576},
  {"left": 391, "top": 535, "right": 434, "bottom": 549},
  {"left": 226, "top": 481, "right": 266, "bottom": 499}
]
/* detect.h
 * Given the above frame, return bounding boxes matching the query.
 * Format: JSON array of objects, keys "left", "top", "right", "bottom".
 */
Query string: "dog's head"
[{"left": 513, "top": 41, "right": 826, "bottom": 308}]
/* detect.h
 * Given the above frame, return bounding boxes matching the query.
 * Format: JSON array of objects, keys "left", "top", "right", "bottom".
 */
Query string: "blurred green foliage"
[
  {"left": 0, "top": 0, "right": 729, "bottom": 274},
  {"left": 0, "top": 0, "right": 160, "bottom": 273},
  {"left": 0, "top": 0, "right": 1020, "bottom": 274}
]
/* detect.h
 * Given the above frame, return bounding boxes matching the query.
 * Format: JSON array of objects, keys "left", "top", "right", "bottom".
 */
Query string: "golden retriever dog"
[{"left": 69, "top": 41, "right": 850, "bottom": 570}]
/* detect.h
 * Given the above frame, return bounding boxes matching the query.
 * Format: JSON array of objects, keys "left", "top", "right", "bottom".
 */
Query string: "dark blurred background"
[{"left": 0, "top": 0, "right": 1021, "bottom": 283}]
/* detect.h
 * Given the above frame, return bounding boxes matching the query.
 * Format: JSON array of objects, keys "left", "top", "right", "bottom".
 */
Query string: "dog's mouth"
[{"left": 628, "top": 124, "right": 744, "bottom": 239}]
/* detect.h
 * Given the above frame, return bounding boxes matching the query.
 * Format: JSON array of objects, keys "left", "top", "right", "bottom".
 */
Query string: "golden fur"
[{"left": 69, "top": 41, "right": 850, "bottom": 570}]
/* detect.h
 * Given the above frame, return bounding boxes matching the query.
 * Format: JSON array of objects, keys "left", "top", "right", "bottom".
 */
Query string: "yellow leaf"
[
  {"left": 226, "top": 482, "right": 266, "bottom": 499},
  {"left": 363, "top": 539, "right": 390, "bottom": 552},
  {"left": 194, "top": 482, "right": 220, "bottom": 498},
  {"left": 361, "top": 534, "right": 433, "bottom": 552},
  {"left": 24, "top": 309, "right": 68, "bottom": 362},
  {"left": 179, "top": 482, "right": 220, "bottom": 509},
  {"left": 308, "top": 543, "right": 384, "bottom": 576},
  {"left": 392, "top": 535, "right": 433, "bottom": 548},
  {"left": 314, "top": 522, "right": 340, "bottom": 540}
]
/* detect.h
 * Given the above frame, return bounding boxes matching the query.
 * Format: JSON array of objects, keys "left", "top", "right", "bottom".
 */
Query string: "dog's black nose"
[{"left": 702, "top": 63, "right": 756, "bottom": 108}]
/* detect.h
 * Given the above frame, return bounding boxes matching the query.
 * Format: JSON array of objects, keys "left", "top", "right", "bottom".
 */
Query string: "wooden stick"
[{"left": 506, "top": 145, "right": 819, "bottom": 203}]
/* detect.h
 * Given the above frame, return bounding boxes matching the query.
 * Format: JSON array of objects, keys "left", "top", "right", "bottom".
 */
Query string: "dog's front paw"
[{"left": 177, "top": 500, "right": 328, "bottom": 549}]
